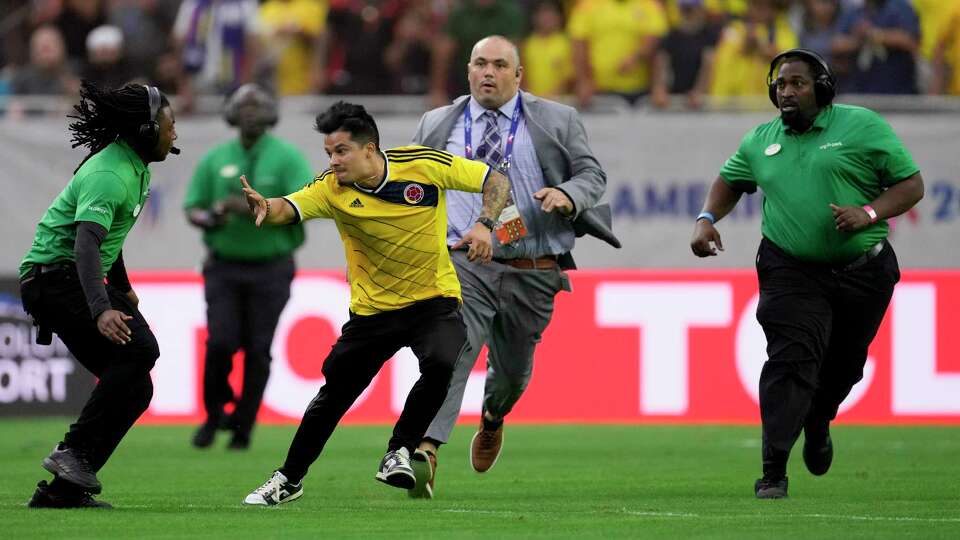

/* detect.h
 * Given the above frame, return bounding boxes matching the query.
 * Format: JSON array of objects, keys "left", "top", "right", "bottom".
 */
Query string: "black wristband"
[{"left": 476, "top": 217, "right": 495, "bottom": 231}]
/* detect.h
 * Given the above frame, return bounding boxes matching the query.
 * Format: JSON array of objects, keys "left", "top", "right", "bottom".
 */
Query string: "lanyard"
[{"left": 463, "top": 95, "right": 523, "bottom": 172}]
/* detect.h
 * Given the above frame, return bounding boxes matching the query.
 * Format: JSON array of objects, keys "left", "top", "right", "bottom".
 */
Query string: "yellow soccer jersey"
[{"left": 284, "top": 146, "right": 490, "bottom": 315}]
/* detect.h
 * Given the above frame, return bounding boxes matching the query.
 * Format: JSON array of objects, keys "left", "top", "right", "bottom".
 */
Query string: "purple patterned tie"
[{"left": 475, "top": 110, "right": 503, "bottom": 169}]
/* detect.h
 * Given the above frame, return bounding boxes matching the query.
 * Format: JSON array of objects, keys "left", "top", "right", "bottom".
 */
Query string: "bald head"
[
  {"left": 470, "top": 35, "right": 520, "bottom": 67},
  {"left": 468, "top": 35, "right": 523, "bottom": 110}
]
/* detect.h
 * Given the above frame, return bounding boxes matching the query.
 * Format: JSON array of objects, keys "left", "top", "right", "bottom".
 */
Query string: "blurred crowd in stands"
[{"left": 1, "top": 0, "right": 959, "bottom": 113}]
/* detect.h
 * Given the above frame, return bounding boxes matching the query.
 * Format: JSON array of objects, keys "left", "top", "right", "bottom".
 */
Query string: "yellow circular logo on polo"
[
  {"left": 403, "top": 184, "right": 425, "bottom": 204},
  {"left": 765, "top": 143, "right": 782, "bottom": 156},
  {"left": 220, "top": 164, "right": 240, "bottom": 177}
]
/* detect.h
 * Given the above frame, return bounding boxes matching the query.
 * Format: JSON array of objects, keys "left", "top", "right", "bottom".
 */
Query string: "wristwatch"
[{"left": 476, "top": 217, "right": 496, "bottom": 231}]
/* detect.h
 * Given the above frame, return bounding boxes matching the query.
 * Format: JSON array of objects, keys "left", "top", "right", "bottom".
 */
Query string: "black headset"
[
  {"left": 139, "top": 84, "right": 161, "bottom": 146},
  {"left": 766, "top": 48, "right": 836, "bottom": 108},
  {"left": 223, "top": 83, "right": 279, "bottom": 127}
]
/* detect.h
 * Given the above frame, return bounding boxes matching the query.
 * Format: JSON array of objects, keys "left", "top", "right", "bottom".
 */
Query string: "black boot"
[
  {"left": 192, "top": 422, "right": 218, "bottom": 448},
  {"left": 803, "top": 422, "right": 833, "bottom": 476},
  {"left": 42, "top": 443, "right": 101, "bottom": 494},
  {"left": 754, "top": 476, "right": 788, "bottom": 499}
]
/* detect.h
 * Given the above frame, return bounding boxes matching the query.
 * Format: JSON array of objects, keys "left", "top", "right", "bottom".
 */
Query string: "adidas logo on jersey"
[{"left": 350, "top": 198, "right": 363, "bottom": 208}]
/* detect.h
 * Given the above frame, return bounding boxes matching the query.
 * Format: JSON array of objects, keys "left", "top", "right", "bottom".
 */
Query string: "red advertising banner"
[{"left": 133, "top": 270, "right": 960, "bottom": 425}]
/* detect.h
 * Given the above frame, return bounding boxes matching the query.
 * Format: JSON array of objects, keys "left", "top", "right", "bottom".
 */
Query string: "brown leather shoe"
[{"left": 470, "top": 419, "right": 503, "bottom": 473}]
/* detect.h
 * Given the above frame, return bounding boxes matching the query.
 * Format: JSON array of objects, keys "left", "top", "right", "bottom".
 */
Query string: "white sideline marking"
[
  {"left": 441, "top": 508, "right": 960, "bottom": 524},
  {"left": 619, "top": 509, "right": 960, "bottom": 523},
  {"left": 7, "top": 502, "right": 957, "bottom": 523},
  {"left": 442, "top": 508, "right": 525, "bottom": 516}
]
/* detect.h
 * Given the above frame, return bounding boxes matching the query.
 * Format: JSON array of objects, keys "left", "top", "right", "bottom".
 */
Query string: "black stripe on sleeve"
[
  {"left": 386, "top": 147, "right": 454, "bottom": 160},
  {"left": 281, "top": 197, "right": 302, "bottom": 223},
  {"left": 307, "top": 169, "right": 333, "bottom": 187},
  {"left": 386, "top": 155, "right": 453, "bottom": 167}
]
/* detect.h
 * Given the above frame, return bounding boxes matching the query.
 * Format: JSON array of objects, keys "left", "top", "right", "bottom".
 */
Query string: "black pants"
[
  {"left": 755, "top": 238, "right": 899, "bottom": 477},
  {"left": 201, "top": 255, "right": 294, "bottom": 436},
  {"left": 20, "top": 264, "right": 159, "bottom": 474},
  {"left": 279, "top": 296, "right": 466, "bottom": 484}
]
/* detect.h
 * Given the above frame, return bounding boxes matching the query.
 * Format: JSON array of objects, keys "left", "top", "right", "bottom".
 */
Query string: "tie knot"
[{"left": 484, "top": 110, "right": 499, "bottom": 122}]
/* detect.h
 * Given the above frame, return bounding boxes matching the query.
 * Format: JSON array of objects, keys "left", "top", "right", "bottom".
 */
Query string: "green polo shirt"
[
  {"left": 184, "top": 134, "right": 312, "bottom": 261},
  {"left": 719, "top": 104, "right": 919, "bottom": 264},
  {"left": 19, "top": 140, "right": 151, "bottom": 279}
]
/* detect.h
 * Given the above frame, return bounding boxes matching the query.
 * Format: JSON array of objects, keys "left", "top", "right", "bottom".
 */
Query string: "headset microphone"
[{"left": 169, "top": 146, "right": 181, "bottom": 155}]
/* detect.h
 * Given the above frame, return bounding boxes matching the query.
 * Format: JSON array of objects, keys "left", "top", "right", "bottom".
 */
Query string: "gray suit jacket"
[{"left": 412, "top": 91, "right": 620, "bottom": 270}]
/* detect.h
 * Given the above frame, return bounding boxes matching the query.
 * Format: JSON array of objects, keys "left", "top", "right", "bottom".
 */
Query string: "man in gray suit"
[{"left": 408, "top": 35, "right": 619, "bottom": 499}]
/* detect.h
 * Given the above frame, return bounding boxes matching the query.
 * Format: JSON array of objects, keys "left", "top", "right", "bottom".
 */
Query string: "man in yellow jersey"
[{"left": 240, "top": 101, "right": 510, "bottom": 506}]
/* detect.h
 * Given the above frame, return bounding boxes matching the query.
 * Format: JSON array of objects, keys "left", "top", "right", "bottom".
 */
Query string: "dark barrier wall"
[{"left": 0, "top": 279, "right": 95, "bottom": 416}]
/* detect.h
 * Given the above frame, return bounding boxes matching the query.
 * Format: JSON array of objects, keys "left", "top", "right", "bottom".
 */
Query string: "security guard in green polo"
[
  {"left": 184, "top": 84, "right": 313, "bottom": 450},
  {"left": 690, "top": 49, "right": 924, "bottom": 499},
  {"left": 20, "top": 83, "right": 177, "bottom": 509}
]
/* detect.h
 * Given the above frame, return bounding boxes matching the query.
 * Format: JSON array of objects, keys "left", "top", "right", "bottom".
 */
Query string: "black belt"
[
  {"left": 836, "top": 241, "right": 885, "bottom": 273},
  {"left": 19, "top": 262, "right": 74, "bottom": 285}
]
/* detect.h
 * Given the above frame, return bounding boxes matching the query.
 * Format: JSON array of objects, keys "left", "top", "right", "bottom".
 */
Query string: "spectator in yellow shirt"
[
  {"left": 259, "top": 0, "right": 328, "bottom": 96},
  {"left": 709, "top": 0, "right": 797, "bottom": 98},
  {"left": 912, "top": 0, "right": 960, "bottom": 61},
  {"left": 664, "top": 0, "right": 747, "bottom": 27},
  {"left": 522, "top": 0, "right": 574, "bottom": 99},
  {"left": 569, "top": 0, "right": 668, "bottom": 107},
  {"left": 705, "top": 0, "right": 747, "bottom": 21},
  {"left": 931, "top": 2, "right": 960, "bottom": 95}
]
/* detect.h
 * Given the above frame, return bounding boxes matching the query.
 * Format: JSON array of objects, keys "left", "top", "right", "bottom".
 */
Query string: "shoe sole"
[
  {"left": 28, "top": 498, "right": 113, "bottom": 509},
  {"left": 243, "top": 489, "right": 303, "bottom": 506},
  {"left": 408, "top": 451, "right": 433, "bottom": 499},
  {"left": 469, "top": 431, "right": 502, "bottom": 473},
  {"left": 42, "top": 457, "right": 101, "bottom": 494},
  {"left": 755, "top": 489, "right": 788, "bottom": 499},
  {"left": 376, "top": 470, "right": 416, "bottom": 490}
]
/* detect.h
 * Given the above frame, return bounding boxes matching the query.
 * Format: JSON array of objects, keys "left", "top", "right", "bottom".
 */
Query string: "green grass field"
[{"left": 2, "top": 420, "right": 958, "bottom": 539}]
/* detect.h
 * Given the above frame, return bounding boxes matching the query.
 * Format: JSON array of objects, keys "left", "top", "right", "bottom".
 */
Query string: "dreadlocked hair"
[{"left": 67, "top": 80, "right": 167, "bottom": 172}]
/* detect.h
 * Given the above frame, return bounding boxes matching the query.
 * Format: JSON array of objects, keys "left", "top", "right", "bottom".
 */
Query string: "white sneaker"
[
  {"left": 243, "top": 471, "right": 303, "bottom": 506},
  {"left": 375, "top": 447, "right": 415, "bottom": 489}
]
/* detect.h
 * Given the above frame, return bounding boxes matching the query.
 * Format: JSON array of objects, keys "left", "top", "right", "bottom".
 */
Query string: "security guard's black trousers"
[
  {"left": 20, "top": 265, "right": 159, "bottom": 475},
  {"left": 755, "top": 238, "right": 899, "bottom": 478},
  {"left": 201, "top": 256, "right": 294, "bottom": 437},
  {"left": 279, "top": 297, "right": 466, "bottom": 484}
]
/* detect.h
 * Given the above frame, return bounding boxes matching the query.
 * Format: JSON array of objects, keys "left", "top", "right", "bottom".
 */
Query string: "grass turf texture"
[{"left": 2, "top": 420, "right": 958, "bottom": 539}]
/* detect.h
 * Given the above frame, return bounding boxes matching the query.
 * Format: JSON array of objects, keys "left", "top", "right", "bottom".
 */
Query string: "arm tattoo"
[{"left": 479, "top": 170, "right": 510, "bottom": 222}]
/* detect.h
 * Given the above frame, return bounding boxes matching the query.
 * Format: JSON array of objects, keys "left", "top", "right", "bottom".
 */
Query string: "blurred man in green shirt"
[
  {"left": 184, "top": 84, "right": 313, "bottom": 450},
  {"left": 691, "top": 49, "right": 923, "bottom": 499}
]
